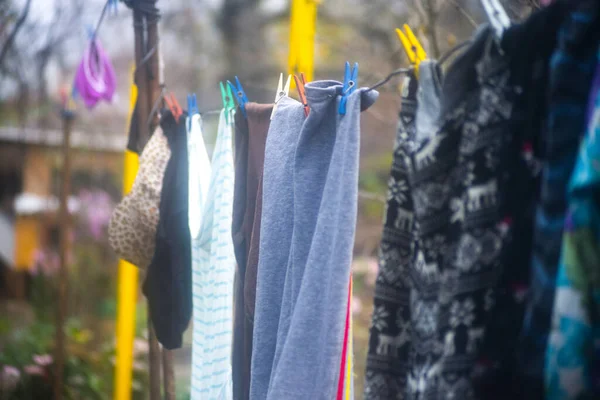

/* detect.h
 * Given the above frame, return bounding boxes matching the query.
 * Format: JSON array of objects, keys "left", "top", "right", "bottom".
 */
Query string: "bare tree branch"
[
  {"left": 0, "top": 0, "right": 32, "bottom": 67},
  {"left": 446, "top": 0, "right": 478, "bottom": 28},
  {"left": 423, "top": 0, "right": 441, "bottom": 58}
]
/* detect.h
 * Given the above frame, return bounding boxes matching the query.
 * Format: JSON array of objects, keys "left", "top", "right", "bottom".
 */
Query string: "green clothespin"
[{"left": 220, "top": 81, "right": 235, "bottom": 123}]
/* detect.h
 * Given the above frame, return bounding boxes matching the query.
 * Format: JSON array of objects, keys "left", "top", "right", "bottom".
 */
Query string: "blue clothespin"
[
  {"left": 227, "top": 76, "right": 248, "bottom": 118},
  {"left": 86, "top": 24, "right": 95, "bottom": 40},
  {"left": 71, "top": 85, "right": 79, "bottom": 100},
  {"left": 187, "top": 94, "right": 199, "bottom": 130},
  {"left": 339, "top": 62, "right": 359, "bottom": 115},
  {"left": 109, "top": 0, "right": 118, "bottom": 15}
]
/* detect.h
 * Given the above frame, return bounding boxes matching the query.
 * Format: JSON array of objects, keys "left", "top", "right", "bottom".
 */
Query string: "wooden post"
[
  {"left": 145, "top": 16, "right": 161, "bottom": 134},
  {"left": 54, "top": 107, "right": 74, "bottom": 400},
  {"left": 132, "top": 8, "right": 163, "bottom": 400},
  {"left": 133, "top": 10, "right": 150, "bottom": 151},
  {"left": 145, "top": 14, "right": 177, "bottom": 400},
  {"left": 162, "top": 350, "right": 176, "bottom": 400},
  {"left": 148, "top": 321, "right": 162, "bottom": 400}
]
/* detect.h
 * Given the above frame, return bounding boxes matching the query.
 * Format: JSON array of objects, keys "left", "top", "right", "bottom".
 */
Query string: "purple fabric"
[{"left": 74, "top": 39, "right": 116, "bottom": 109}]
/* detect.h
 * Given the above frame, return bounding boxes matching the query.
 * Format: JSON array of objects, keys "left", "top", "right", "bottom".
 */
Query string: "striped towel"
[{"left": 189, "top": 110, "right": 236, "bottom": 399}]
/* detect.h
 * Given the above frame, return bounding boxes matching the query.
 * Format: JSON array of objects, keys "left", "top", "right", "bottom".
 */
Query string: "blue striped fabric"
[{"left": 188, "top": 110, "right": 236, "bottom": 399}]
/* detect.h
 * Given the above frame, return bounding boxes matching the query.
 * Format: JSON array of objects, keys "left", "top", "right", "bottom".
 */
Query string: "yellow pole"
[
  {"left": 288, "top": 0, "right": 318, "bottom": 82},
  {"left": 114, "top": 77, "right": 140, "bottom": 400},
  {"left": 287, "top": 0, "right": 300, "bottom": 78}
]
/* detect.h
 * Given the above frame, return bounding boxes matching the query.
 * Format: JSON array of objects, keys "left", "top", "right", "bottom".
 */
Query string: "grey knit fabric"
[
  {"left": 250, "top": 81, "right": 378, "bottom": 400},
  {"left": 415, "top": 60, "right": 442, "bottom": 143}
]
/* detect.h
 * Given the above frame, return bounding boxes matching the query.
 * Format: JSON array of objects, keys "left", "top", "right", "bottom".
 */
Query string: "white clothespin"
[
  {"left": 481, "top": 0, "right": 510, "bottom": 39},
  {"left": 271, "top": 73, "right": 292, "bottom": 120}
]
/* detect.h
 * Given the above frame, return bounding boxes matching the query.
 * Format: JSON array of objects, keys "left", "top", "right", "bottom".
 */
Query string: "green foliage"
[
  {"left": 0, "top": 316, "right": 149, "bottom": 400},
  {"left": 0, "top": 319, "right": 54, "bottom": 366}
]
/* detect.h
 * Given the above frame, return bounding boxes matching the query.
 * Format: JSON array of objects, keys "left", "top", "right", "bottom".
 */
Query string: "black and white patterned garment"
[
  {"left": 367, "top": 26, "right": 521, "bottom": 400},
  {"left": 405, "top": 27, "right": 518, "bottom": 399},
  {"left": 364, "top": 72, "right": 419, "bottom": 400},
  {"left": 365, "top": 2, "right": 571, "bottom": 397}
]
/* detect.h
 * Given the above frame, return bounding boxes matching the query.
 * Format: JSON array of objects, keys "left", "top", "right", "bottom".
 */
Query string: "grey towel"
[
  {"left": 251, "top": 81, "right": 378, "bottom": 400},
  {"left": 250, "top": 96, "right": 305, "bottom": 400}
]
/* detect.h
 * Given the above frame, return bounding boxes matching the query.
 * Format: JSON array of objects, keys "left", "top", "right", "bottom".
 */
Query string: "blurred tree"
[
  {"left": 0, "top": 0, "right": 31, "bottom": 68},
  {"left": 0, "top": 0, "right": 88, "bottom": 126},
  {"left": 0, "top": 0, "right": 32, "bottom": 126}
]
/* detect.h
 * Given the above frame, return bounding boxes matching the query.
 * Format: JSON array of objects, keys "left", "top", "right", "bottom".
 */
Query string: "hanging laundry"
[
  {"left": 364, "top": 71, "right": 419, "bottom": 400},
  {"left": 404, "top": 25, "right": 518, "bottom": 398},
  {"left": 108, "top": 121, "right": 170, "bottom": 268},
  {"left": 231, "top": 103, "right": 273, "bottom": 400},
  {"left": 482, "top": 3, "right": 567, "bottom": 398},
  {"left": 365, "top": 1, "right": 570, "bottom": 397},
  {"left": 546, "top": 47, "right": 600, "bottom": 400},
  {"left": 251, "top": 82, "right": 378, "bottom": 400},
  {"left": 142, "top": 109, "right": 192, "bottom": 350},
  {"left": 189, "top": 109, "right": 236, "bottom": 399},
  {"left": 73, "top": 38, "right": 116, "bottom": 109},
  {"left": 249, "top": 96, "right": 303, "bottom": 400},
  {"left": 518, "top": 0, "right": 600, "bottom": 392}
]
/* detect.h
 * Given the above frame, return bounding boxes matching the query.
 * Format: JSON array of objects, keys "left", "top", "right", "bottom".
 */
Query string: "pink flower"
[
  {"left": 78, "top": 189, "right": 115, "bottom": 240},
  {"left": 352, "top": 296, "right": 363, "bottom": 315},
  {"left": 23, "top": 365, "right": 44, "bottom": 376},
  {"left": 30, "top": 248, "right": 60, "bottom": 276},
  {"left": 33, "top": 354, "right": 53, "bottom": 366},
  {"left": 367, "top": 258, "right": 379, "bottom": 286},
  {"left": 133, "top": 338, "right": 149, "bottom": 355},
  {"left": 1, "top": 365, "right": 21, "bottom": 391},
  {"left": 132, "top": 361, "right": 146, "bottom": 371}
]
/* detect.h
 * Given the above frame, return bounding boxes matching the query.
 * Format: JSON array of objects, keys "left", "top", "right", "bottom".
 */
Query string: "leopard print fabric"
[{"left": 109, "top": 126, "right": 171, "bottom": 268}]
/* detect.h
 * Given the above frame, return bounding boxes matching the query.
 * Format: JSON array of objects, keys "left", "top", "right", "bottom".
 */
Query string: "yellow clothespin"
[{"left": 396, "top": 24, "right": 427, "bottom": 78}]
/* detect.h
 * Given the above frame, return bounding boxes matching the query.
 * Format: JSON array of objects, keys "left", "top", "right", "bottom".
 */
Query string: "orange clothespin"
[
  {"left": 294, "top": 72, "right": 309, "bottom": 117},
  {"left": 396, "top": 24, "right": 427, "bottom": 78},
  {"left": 164, "top": 92, "right": 183, "bottom": 121}
]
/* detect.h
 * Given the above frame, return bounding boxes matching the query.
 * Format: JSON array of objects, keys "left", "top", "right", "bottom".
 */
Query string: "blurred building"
[{"left": 0, "top": 126, "right": 124, "bottom": 299}]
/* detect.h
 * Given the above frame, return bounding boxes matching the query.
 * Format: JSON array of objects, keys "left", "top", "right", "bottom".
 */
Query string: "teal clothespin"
[
  {"left": 227, "top": 76, "right": 248, "bottom": 118},
  {"left": 339, "top": 62, "right": 359, "bottom": 115},
  {"left": 220, "top": 82, "right": 235, "bottom": 123}
]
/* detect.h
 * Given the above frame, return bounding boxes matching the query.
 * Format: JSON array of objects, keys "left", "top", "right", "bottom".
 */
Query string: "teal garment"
[{"left": 546, "top": 47, "right": 600, "bottom": 400}]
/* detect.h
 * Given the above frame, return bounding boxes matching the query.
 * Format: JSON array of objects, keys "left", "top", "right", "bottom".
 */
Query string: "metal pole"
[{"left": 54, "top": 108, "right": 74, "bottom": 400}]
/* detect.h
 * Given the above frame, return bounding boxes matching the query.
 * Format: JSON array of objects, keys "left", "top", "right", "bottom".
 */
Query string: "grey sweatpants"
[{"left": 251, "top": 82, "right": 378, "bottom": 400}]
